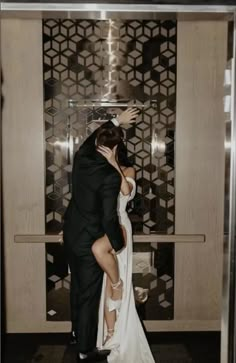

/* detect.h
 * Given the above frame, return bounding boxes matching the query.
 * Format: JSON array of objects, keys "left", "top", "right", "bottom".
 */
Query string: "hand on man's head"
[{"left": 117, "top": 108, "right": 140, "bottom": 125}]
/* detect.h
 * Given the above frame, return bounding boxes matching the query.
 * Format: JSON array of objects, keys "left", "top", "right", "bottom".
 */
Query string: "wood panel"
[
  {"left": 174, "top": 21, "right": 227, "bottom": 322},
  {"left": 2, "top": 19, "right": 48, "bottom": 332}
]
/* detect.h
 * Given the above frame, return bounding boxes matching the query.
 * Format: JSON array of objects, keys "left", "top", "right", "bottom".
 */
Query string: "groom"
[{"left": 63, "top": 108, "right": 139, "bottom": 362}]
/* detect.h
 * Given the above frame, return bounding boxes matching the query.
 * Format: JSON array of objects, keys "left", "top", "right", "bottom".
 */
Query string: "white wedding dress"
[{"left": 97, "top": 177, "right": 155, "bottom": 363}]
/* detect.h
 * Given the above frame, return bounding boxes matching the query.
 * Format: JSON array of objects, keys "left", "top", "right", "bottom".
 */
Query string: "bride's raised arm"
[{"left": 97, "top": 145, "right": 135, "bottom": 195}]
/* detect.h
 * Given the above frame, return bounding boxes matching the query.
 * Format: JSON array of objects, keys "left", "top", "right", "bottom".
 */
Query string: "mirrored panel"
[{"left": 44, "top": 18, "right": 176, "bottom": 320}]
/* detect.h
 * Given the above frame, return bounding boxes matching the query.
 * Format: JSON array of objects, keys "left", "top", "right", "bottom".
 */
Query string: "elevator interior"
[{"left": 1, "top": 4, "right": 236, "bottom": 363}]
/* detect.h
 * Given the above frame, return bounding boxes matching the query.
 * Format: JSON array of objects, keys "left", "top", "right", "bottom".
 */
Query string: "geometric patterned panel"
[
  {"left": 43, "top": 19, "right": 176, "bottom": 321},
  {"left": 133, "top": 243, "right": 174, "bottom": 320},
  {"left": 44, "top": 19, "right": 176, "bottom": 234}
]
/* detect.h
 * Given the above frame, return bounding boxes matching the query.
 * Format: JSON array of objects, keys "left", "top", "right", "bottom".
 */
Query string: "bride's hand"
[
  {"left": 97, "top": 145, "right": 118, "bottom": 168},
  {"left": 117, "top": 108, "right": 140, "bottom": 125}
]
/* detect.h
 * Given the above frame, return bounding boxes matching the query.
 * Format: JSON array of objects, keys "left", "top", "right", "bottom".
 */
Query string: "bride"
[{"left": 92, "top": 140, "right": 155, "bottom": 363}]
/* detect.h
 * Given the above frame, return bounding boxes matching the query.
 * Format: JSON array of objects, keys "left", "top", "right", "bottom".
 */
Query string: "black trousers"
[{"left": 66, "top": 246, "right": 104, "bottom": 353}]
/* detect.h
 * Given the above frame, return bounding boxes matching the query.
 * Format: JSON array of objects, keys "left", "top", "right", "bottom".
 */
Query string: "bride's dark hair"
[
  {"left": 96, "top": 125, "right": 124, "bottom": 150},
  {"left": 96, "top": 125, "right": 133, "bottom": 167},
  {"left": 116, "top": 141, "right": 133, "bottom": 167}
]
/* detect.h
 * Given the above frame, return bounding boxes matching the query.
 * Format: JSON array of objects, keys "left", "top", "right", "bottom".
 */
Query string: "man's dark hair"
[{"left": 96, "top": 125, "right": 124, "bottom": 150}]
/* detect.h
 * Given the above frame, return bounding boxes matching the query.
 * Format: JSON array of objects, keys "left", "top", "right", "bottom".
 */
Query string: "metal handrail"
[{"left": 14, "top": 233, "right": 205, "bottom": 243}]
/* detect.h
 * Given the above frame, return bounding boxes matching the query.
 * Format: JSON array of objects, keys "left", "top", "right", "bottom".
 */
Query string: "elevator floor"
[{"left": 2, "top": 332, "right": 220, "bottom": 363}]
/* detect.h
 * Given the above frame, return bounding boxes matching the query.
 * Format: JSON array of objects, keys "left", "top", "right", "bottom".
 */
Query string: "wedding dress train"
[{"left": 97, "top": 177, "right": 155, "bottom": 363}]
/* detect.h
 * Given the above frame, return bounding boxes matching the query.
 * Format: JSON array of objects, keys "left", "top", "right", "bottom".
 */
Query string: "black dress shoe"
[
  {"left": 69, "top": 330, "right": 78, "bottom": 345},
  {"left": 77, "top": 349, "right": 110, "bottom": 362}
]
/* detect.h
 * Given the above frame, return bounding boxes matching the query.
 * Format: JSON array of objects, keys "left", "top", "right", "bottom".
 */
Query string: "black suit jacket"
[{"left": 63, "top": 121, "right": 125, "bottom": 255}]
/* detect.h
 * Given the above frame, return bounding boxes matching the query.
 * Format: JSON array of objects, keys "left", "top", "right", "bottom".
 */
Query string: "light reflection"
[
  {"left": 224, "top": 95, "right": 231, "bottom": 113},
  {"left": 100, "top": 11, "right": 107, "bottom": 20},
  {"left": 151, "top": 131, "right": 166, "bottom": 157},
  {"left": 53, "top": 137, "right": 82, "bottom": 150},
  {"left": 224, "top": 140, "right": 231, "bottom": 150},
  {"left": 102, "top": 19, "right": 116, "bottom": 101},
  {"left": 224, "top": 69, "right": 231, "bottom": 86},
  {"left": 54, "top": 140, "right": 69, "bottom": 148},
  {"left": 53, "top": 137, "right": 75, "bottom": 164}
]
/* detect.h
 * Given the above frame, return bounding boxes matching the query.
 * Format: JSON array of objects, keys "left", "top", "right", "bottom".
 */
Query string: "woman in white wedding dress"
[{"left": 94, "top": 142, "right": 155, "bottom": 363}]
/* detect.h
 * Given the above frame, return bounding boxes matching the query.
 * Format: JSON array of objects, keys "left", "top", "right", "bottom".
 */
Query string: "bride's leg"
[
  {"left": 104, "top": 276, "right": 116, "bottom": 343},
  {"left": 92, "top": 234, "right": 120, "bottom": 290},
  {"left": 92, "top": 228, "right": 127, "bottom": 301},
  {"left": 102, "top": 227, "right": 127, "bottom": 343}
]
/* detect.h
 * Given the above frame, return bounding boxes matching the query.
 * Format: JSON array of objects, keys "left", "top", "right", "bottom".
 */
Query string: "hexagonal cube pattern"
[{"left": 44, "top": 19, "right": 176, "bottom": 321}]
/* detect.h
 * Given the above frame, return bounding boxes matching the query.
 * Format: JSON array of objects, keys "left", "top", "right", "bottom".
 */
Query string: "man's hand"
[{"left": 117, "top": 108, "right": 140, "bottom": 125}]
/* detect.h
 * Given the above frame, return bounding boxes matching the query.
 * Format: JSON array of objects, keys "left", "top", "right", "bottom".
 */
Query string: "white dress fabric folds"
[{"left": 97, "top": 177, "right": 155, "bottom": 363}]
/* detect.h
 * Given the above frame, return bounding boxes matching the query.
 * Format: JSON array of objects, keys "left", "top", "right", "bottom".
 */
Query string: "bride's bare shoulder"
[{"left": 123, "top": 167, "right": 135, "bottom": 179}]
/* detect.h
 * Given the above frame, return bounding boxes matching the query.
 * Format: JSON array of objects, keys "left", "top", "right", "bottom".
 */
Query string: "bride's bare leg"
[
  {"left": 92, "top": 234, "right": 120, "bottom": 290},
  {"left": 92, "top": 227, "right": 127, "bottom": 301},
  {"left": 102, "top": 228, "right": 127, "bottom": 342},
  {"left": 92, "top": 236, "right": 122, "bottom": 303},
  {"left": 104, "top": 276, "right": 116, "bottom": 343}
]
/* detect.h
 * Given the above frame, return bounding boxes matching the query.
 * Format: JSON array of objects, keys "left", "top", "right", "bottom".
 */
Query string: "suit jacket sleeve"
[
  {"left": 99, "top": 171, "right": 125, "bottom": 252},
  {"left": 78, "top": 120, "right": 116, "bottom": 156}
]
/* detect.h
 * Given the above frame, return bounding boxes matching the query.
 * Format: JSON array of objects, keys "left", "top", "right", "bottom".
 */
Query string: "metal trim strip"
[{"left": 1, "top": 3, "right": 236, "bottom": 13}]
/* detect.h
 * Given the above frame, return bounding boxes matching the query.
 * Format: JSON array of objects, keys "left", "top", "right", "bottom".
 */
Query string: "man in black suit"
[{"left": 63, "top": 108, "right": 138, "bottom": 362}]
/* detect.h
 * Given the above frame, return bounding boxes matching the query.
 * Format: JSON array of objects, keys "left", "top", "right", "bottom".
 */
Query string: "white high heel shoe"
[
  {"left": 106, "top": 279, "right": 123, "bottom": 312},
  {"left": 103, "top": 328, "right": 114, "bottom": 345},
  {"left": 103, "top": 328, "right": 118, "bottom": 350}
]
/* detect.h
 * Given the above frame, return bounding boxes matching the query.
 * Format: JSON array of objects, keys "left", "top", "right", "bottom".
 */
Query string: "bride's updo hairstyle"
[
  {"left": 96, "top": 124, "right": 133, "bottom": 167},
  {"left": 96, "top": 125, "right": 124, "bottom": 150}
]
